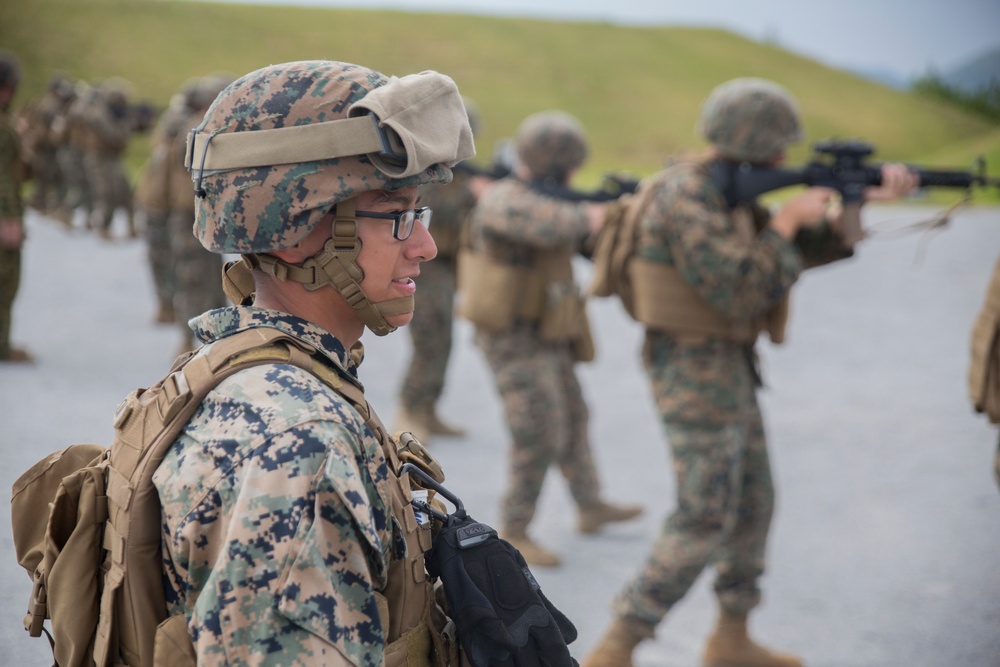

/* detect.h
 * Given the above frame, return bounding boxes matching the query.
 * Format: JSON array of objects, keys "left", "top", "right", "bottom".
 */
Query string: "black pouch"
[{"left": 401, "top": 464, "right": 578, "bottom": 667}]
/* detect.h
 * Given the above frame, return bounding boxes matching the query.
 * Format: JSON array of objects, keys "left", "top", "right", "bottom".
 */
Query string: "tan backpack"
[
  {"left": 587, "top": 173, "right": 661, "bottom": 316},
  {"left": 11, "top": 328, "right": 356, "bottom": 667}
]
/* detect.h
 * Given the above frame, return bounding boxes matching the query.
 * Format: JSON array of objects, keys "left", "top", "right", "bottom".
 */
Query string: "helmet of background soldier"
[
  {"left": 698, "top": 77, "right": 803, "bottom": 164},
  {"left": 48, "top": 73, "right": 76, "bottom": 101},
  {"left": 0, "top": 50, "right": 21, "bottom": 91},
  {"left": 100, "top": 77, "right": 133, "bottom": 119},
  {"left": 187, "top": 59, "right": 474, "bottom": 335},
  {"left": 190, "top": 73, "right": 234, "bottom": 111},
  {"left": 462, "top": 96, "right": 481, "bottom": 136},
  {"left": 176, "top": 77, "right": 202, "bottom": 112},
  {"left": 514, "top": 110, "right": 587, "bottom": 182}
]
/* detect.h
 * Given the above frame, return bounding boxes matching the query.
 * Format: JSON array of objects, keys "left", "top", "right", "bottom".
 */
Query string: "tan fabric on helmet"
[{"left": 351, "top": 70, "right": 475, "bottom": 178}]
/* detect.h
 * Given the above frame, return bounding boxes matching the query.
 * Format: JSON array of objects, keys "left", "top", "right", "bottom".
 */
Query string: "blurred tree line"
[{"left": 913, "top": 71, "right": 1000, "bottom": 122}]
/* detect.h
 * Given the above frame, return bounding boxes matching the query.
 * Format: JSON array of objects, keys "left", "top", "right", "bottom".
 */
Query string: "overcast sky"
[{"left": 216, "top": 0, "right": 1000, "bottom": 82}]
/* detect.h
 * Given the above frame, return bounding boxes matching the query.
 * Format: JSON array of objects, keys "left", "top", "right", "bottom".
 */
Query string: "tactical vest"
[
  {"left": 13, "top": 326, "right": 456, "bottom": 667},
  {"left": 601, "top": 160, "right": 789, "bottom": 344},
  {"left": 970, "top": 255, "right": 1000, "bottom": 423},
  {"left": 457, "top": 245, "right": 594, "bottom": 361}
]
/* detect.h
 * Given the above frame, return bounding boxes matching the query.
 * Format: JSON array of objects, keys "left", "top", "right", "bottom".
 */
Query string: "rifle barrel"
[{"left": 914, "top": 168, "right": 979, "bottom": 189}]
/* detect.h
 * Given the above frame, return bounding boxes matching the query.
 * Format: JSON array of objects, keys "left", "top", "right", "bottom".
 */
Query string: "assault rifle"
[
  {"left": 709, "top": 139, "right": 1000, "bottom": 244},
  {"left": 710, "top": 139, "right": 999, "bottom": 208},
  {"left": 454, "top": 160, "right": 640, "bottom": 202}
]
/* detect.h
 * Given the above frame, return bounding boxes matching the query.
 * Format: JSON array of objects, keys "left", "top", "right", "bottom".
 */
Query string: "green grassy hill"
[{"left": 2, "top": 0, "right": 998, "bottom": 200}]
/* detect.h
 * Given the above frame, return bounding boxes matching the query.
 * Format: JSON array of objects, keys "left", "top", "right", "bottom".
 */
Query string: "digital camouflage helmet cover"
[
  {"left": 185, "top": 60, "right": 475, "bottom": 335},
  {"left": 698, "top": 77, "right": 803, "bottom": 164},
  {"left": 514, "top": 110, "right": 588, "bottom": 182}
]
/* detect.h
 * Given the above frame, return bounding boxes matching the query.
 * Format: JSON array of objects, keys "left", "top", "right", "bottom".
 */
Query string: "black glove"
[{"left": 425, "top": 512, "right": 578, "bottom": 667}]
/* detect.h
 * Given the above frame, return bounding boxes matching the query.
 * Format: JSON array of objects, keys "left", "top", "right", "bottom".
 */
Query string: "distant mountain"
[
  {"left": 942, "top": 47, "right": 1000, "bottom": 93},
  {"left": 848, "top": 66, "right": 910, "bottom": 90}
]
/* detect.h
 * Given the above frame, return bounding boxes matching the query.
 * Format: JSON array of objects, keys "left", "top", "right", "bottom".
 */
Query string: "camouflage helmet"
[
  {"left": 187, "top": 60, "right": 474, "bottom": 336},
  {"left": 462, "top": 96, "right": 481, "bottom": 136},
  {"left": 48, "top": 73, "right": 76, "bottom": 101},
  {"left": 100, "top": 77, "right": 132, "bottom": 116},
  {"left": 514, "top": 110, "right": 587, "bottom": 181},
  {"left": 177, "top": 77, "right": 202, "bottom": 111},
  {"left": 698, "top": 77, "right": 803, "bottom": 164},
  {"left": 190, "top": 60, "right": 473, "bottom": 255},
  {"left": 0, "top": 50, "right": 21, "bottom": 90},
  {"left": 190, "top": 73, "right": 233, "bottom": 111}
]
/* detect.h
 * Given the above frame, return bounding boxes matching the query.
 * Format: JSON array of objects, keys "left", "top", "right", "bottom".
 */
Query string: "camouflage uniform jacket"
[
  {"left": 0, "top": 109, "right": 23, "bottom": 221},
  {"left": 634, "top": 160, "right": 803, "bottom": 326},
  {"left": 471, "top": 177, "right": 590, "bottom": 267},
  {"left": 152, "top": 306, "right": 406, "bottom": 667}
]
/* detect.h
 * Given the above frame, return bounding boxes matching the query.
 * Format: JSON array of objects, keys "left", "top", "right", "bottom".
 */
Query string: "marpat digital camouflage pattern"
[{"left": 153, "top": 306, "right": 403, "bottom": 667}]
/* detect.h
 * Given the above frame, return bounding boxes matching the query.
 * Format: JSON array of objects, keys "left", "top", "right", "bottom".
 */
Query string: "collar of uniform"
[{"left": 190, "top": 306, "right": 358, "bottom": 378}]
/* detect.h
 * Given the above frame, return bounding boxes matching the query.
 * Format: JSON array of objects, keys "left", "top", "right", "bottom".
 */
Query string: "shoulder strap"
[{"left": 98, "top": 327, "right": 355, "bottom": 667}]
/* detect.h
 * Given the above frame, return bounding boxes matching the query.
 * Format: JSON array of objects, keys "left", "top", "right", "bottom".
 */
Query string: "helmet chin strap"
[{"left": 238, "top": 197, "right": 415, "bottom": 337}]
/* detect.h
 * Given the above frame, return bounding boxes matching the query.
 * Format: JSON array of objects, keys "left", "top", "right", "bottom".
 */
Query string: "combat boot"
[
  {"left": 702, "top": 612, "right": 803, "bottom": 667},
  {"left": 425, "top": 412, "right": 465, "bottom": 437},
  {"left": 501, "top": 528, "right": 561, "bottom": 567},
  {"left": 392, "top": 407, "right": 431, "bottom": 445},
  {"left": 581, "top": 618, "right": 647, "bottom": 667},
  {"left": 0, "top": 347, "right": 34, "bottom": 363},
  {"left": 154, "top": 302, "right": 176, "bottom": 324},
  {"left": 51, "top": 207, "right": 74, "bottom": 228},
  {"left": 578, "top": 500, "right": 644, "bottom": 534}
]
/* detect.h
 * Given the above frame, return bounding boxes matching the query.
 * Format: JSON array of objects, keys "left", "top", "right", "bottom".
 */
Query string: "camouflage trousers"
[
  {"left": 0, "top": 246, "right": 21, "bottom": 356},
  {"left": 57, "top": 146, "right": 92, "bottom": 215},
  {"left": 85, "top": 154, "right": 132, "bottom": 233},
  {"left": 143, "top": 208, "right": 176, "bottom": 311},
  {"left": 399, "top": 257, "right": 456, "bottom": 413},
  {"left": 614, "top": 331, "right": 774, "bottom": 632},
  {"left": 995, "top": 431, "right": 1000, "bottom": 491},
  {"left": 476, "top": 324, "right": 602, "bottom": 531},
  {"left": 169, "top": 210, "right": 225, "bottom": 344},
  {"left": 28, "top": 147, "right": 63, "bottom": 212}
]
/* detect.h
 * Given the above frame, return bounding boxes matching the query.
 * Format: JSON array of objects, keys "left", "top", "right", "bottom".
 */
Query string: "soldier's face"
[{"left": 355, "top": 186, "right": 437, "bottom": 329}]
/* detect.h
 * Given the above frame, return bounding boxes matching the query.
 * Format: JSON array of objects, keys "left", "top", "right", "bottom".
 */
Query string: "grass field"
[{"left": 2, "top": 0, "right": 998, "bottom": 200}]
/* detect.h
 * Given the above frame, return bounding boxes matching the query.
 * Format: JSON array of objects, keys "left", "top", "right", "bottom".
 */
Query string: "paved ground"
[{"left": 2, "top": 203, "right": 999, "bottom": 666}]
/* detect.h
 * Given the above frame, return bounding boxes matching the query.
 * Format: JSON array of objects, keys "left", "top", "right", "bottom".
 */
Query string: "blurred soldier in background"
[
  {"left": 85, "top": 78, "right": 135, "bottom": 239},
  {"left": 20, "top": 73, "right": 75, "bottom": 215},
  {"left": 168, "top": 74, "right": 232, "bottom": 353},
  {"left": 969, "top": 253, "right": 1000, "bottom": 490},
  {"left": 393, "top": 97, "right": 485, "bottom": 442},
  {"left": 135, "top": 78, "right": 201, "bottom": 325},
  {"left": 51, "top": 80, "right": 98, "bottom": 227},
  {"left": 584, "top": 77, "right": 918, "bottom": 667},
  {"left": 0, "top": 50, "right": 31, "bottom": 362},
  {"left": 461, "top": 110, "right": 642, "bottom": 566}
]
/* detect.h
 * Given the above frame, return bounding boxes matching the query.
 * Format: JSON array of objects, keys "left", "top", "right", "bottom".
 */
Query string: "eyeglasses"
[{"left": 354, "top": 207, "right": 432, "bottom": 241}]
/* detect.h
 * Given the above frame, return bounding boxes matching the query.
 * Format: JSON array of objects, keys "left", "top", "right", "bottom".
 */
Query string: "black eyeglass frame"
[{"left": 354, "top": 206, "right": 432, "bottom": 241}]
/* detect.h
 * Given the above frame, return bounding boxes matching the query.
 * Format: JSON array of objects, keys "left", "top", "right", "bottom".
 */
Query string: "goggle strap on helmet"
[{"left": 185, "top": 115, "right": 384, "bottom": 172}]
